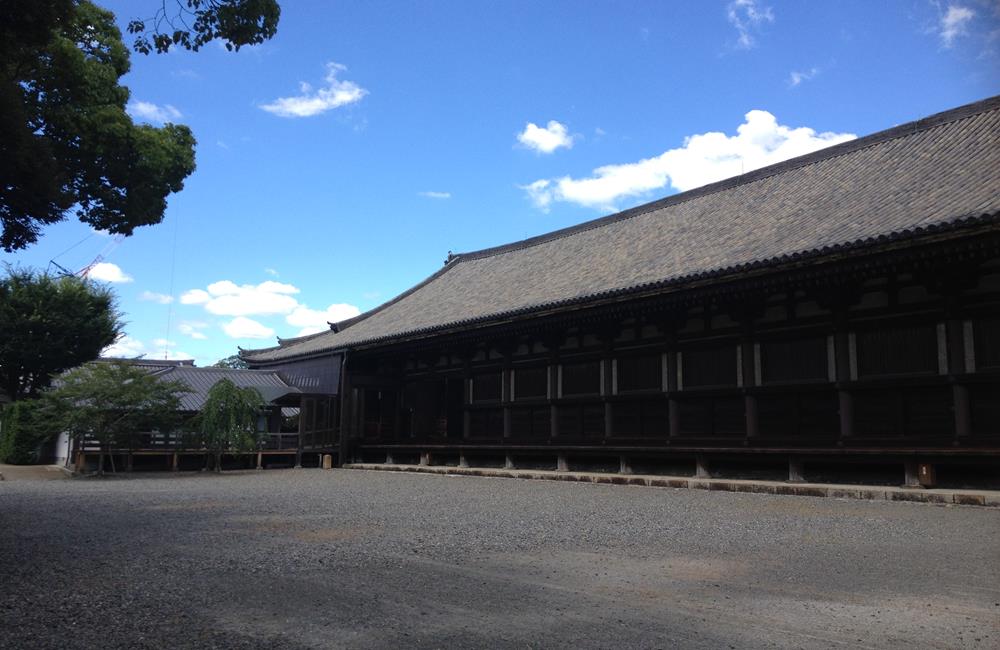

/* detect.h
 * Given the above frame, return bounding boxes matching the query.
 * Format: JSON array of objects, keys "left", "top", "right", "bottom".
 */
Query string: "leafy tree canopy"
[
  {"left": 198, "top": 378, "right": 265, "bottom": 470},
  {"left": 1, "top": 0, "right": 197, "bottom": 251},
  {"left": 127, "top": 0, "right": 281, "bottom": 54},
  {"left": 0, "top": 267, "right": 122, "bottom": 401},
  {"left": 0, "top": 1, "right": 280, "bottom": 252},
  {"left": 213, "top": 354, "right": 249, "bottom": 369}
]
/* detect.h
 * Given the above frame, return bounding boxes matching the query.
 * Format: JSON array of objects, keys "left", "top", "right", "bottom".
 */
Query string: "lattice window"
[
  {"left": 760, "top": 337, "right": 829, "bottom": 384},
  {"left": 970, "top": 383, "right": 1000, "bottom": 435},
  {"left": 557, "top": 403, "right": 605, "bottom": 439},
  {"left": 974, "top": 317, "right": 1000, "bottom": 371},
  {"left": 471, "top": 372, "right": 502, "bottom": 403},
  {"left": 681, "top": 346, "right": 737, "bottom": 388},
  {"left": 677, "top": 396, "right": 745, "bottom": 437},
  {"left": 561, "top": 361, "right": 601, "bottom": 396},
  {"left": 510, "top": 406, "right": 550, "bottom": 438},
  {"left": 616, "top": 354, "right": 662, "bottom": 393},
  {"left": 513, "top": 366, "right": 548, "bottom": 400},
  {"left": 612, "top": 399, "right": 668, "bottom": 438},
  {"left": 856, "top": 325, "right": 937, "bottom": 378},
  {"left": 469, "top": 409, "right": 503, "bottom": 438}
]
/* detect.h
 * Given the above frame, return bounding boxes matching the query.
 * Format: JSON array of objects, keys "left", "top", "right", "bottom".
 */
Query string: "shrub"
[{"left": 0, "top": 401, "right": 45, "bottom": 465}]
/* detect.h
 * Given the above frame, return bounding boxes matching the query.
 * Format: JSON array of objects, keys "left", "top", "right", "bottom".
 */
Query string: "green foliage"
[
  {"left": 0, "top": 267, "right": 123, "bottom": 401},
  {"left": 212, "top": 354, "right": 249, "bottom": 369},
  {"left": 0, "top": 0, "right": 197, "bottom": 251},
  {"left": 0, "top": 401, "right": 46, "bottom": 465},
  {"left": 199, "top": 379, "right": 266, "bottom": 456},
  {"left": 41, "top": 361, "right": 189, "bottom": 454},
  {"left": 128, "top": 0, "right": 281, "bottom": 54}
]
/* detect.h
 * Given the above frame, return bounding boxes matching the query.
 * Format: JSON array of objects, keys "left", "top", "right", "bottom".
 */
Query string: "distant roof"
[
  {"left": 99, "top": 358, "right": 195, "bottom": 374},
  {"left": 150, "top": 366, "right": 300, "bottom": 411},
  {"left": 244, "top": 95, "right": 1000, "bottom": 364}
]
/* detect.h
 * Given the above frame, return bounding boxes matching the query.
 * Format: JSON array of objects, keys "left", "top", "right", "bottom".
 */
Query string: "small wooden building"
[
  {"left": 60, "top": 360, "right": 304, "bottom": 470},
  {"left": 243, "top": 96, "right": 1000, "bottom": 487}
]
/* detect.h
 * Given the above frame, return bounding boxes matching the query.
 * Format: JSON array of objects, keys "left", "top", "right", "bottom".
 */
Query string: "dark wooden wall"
[{"left": 344, "top": 248, "right": 1000, "bottom": 458}]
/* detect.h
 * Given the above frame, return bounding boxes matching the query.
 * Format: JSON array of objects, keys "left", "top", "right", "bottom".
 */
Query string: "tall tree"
[
  {"left": 127, "top": 0, "right": 280, "bottom": 54},
  {"left": 0, "top": 1, "right": 198, "bottom": 251},
  {"left": 198, "top": 378, "right": 265, "bottom": 472},
  {"left": 1, "top": 1, "right": 280, "bottom": 251},
  {"left": 41, "top": 360, "right": 189, "bottom": 474},
  {"left": 0, "top": 268, "right": 122, "bottom": 401},
  {"left": 213, "top": 354, "right": 249, "bottom": 369}
]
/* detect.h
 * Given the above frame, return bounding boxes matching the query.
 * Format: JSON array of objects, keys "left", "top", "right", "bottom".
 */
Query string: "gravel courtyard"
[{"left": 1, "top": 469, "right": 998, "bottom": 649}]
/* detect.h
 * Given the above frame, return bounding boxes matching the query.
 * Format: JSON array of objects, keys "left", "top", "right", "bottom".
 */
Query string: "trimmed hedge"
[{"left": 0, "top": 401, "right": 43, "bottom": 465}]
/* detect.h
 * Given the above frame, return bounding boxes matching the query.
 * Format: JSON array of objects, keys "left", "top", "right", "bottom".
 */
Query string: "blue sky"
[{"left": 4, "top": 0, "right": 999, "bottom": 365}]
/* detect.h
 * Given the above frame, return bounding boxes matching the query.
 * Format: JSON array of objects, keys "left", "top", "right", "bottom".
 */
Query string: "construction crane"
[{"left": 47, "top": 233, "right": 125, "bottom": 278}]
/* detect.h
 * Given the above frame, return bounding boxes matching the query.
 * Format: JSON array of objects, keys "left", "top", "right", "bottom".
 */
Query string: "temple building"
[{"left": 242, "top": 96, "right": 1000, "bottom": 488}]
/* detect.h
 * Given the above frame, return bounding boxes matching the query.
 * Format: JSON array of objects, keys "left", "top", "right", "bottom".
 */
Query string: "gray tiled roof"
[
  {"left": 153, "top": 366, "right": 300, "bottom": 411},
  {"left": 244, "top": 96, "right": 1000, "bottom": 363}
]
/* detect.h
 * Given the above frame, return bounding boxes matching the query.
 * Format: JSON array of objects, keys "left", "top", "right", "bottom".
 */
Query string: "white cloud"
[
  {"left": 264, "top": 267, "right": 279, "bottom": 277},
  {"left": 223, "top": 317, "right": 275, "bottom": 339},
  {"left": 418, "top": 191, "right": 451, "bottom": 199},
  {"left": 523, "top": 110, "right": 856, "bottom": 211},
  {"left": 101, "top": 335, "right": 193, "bottom": 361},
  {"left": 727, "top": 0, "right": 774, "bottom": 49},
  {"left": 139, "top": 290, "right": 174, "bottom": 304},
  {"left": 260, "top": 62, "right": 367, "bottom": 118},
  {"left": 788, "top": 67, "right": 820, "bottom": 87},
  {"left": 127, "top": 101, "right": 183, "bottom": 124},
  {"left": 286, "top": 303, "right": 362, "bottom": 336},
  {"left": 940, "top": 5, "right": 976, "bottom": 47},
  {"left": 180, "top": 280, "right": 299, "bottom": 316},
  {"left": 180, "top": 289, "right": 210, "bottom": 304},
  {"left": 517, "top": 120, "right": 575, "bottom": 154},
  {"left": 178, "top": 321, "right": 209, "bottom": 340},
  {"left": 101, "top": 335, "right": 145, "bottom": 358},
  {"left": 86, "top": 262, "right": 133, "bottom": 283}
]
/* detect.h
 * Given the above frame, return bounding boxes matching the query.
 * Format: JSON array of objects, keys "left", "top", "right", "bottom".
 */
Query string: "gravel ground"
[{"left": 1, "top": 469, "right": 998, "bottom": 649}]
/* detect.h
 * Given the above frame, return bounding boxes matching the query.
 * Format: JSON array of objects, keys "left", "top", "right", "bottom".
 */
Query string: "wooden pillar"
[
  {"left": 462, "top": 350, "right": 472, "bottom": 440},
  {"left": 598, "top": 327, "right": 616, "bottom": 441},
  {"left": 549, "top": 358, "right": 559, "bottom": 440},
  {"left": 502, "top": 344, "right": 512, "bottom": 439},
  {"left": 731, "top": 303, "right": 762, "bottom": 441},
  {"left": 922, "top": 268, "right": 977, "bottom": 442},
  {"left": 543, "top": 333, "right": 562, "bottom": 441},
  {"left": 818, "top": 285, "right": 861, "bottom": 443},
  {"left": 666, "top": 348, "right": 680, "bottom": 439},
  {"left": 171, "top": 452, "right": 179, "bottom": 472},
  {"left": 256, "top": 451, "right": 263, "bottom": 470},
  {"left": 834, "top": 318, "right": 854, "bottom": 440},
  {"left": 742, "top": 340, "right": 759, "bottom": 440},
  {"left": 658, "top": 319, "right": 682, "bottom": 440},
  {"left": 336, "top": 362, "right": 354, "bottom": 467},
  {"left": 946, "top": 300, "right": 971, "bottom": 439}
]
